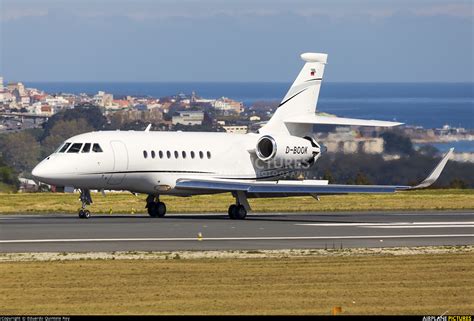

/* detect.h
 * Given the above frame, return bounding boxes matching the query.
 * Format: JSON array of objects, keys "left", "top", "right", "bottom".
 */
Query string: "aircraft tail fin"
[{"left": 260, "top": 52, "right": 327, "bottom": 135}]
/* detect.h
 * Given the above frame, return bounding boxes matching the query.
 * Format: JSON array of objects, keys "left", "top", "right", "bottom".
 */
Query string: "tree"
[
  {"left": 42, "top": 119, "right": 94, "bottom": 156},
  {"left": 322, "top": 170, "right": 334, "bottom": 183},
  {"left": 41, "top": 105, "right": 106, "bottom": 139},
  {"left": 0, "top": 132, "right": 41, "bottom": 173},
  {"left": 0, "top": 166, "right": 18, "bottom": 186},
  {"left": 381, "top": 132, "right": 414, "bottom": 155},
  {"left": 449, "top": 179, "right": 468, "bottom": 189},
  {"left": 354, "top": 172, "right": 372, "bottom": 185}
]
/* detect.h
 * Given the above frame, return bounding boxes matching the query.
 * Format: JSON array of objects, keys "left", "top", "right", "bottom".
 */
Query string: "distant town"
[{"left": 1, "top": 76, "right": 473, "bottom": 165}]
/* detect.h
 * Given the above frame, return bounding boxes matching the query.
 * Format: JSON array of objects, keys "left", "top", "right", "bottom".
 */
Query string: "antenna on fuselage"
[{"left": 144, "top": 124, "right": 152, "bottom": 132}]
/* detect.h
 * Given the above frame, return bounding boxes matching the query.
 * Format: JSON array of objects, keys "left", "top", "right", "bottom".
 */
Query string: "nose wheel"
[
  {"left": 78, "top": 209, "right": 90, "bottom": 219},
  {"left": 78, "top": 189, "right": 92, "bottom": 219}
]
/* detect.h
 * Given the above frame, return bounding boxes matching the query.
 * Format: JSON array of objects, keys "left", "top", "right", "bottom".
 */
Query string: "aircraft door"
[{"left": 108, "top": 141, "right": 129, "bottom": 185}]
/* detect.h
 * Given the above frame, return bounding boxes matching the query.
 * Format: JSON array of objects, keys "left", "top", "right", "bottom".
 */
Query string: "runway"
[{"left": 1, "top": 211, "right": 473, "bottom": 252}]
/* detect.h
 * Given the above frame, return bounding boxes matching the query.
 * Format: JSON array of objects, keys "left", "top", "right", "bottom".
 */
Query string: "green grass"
[
  {"left": 0, "top": 189, "right": 472, "bottom": 214},
  {"left": 1, "top": 252, "right": 473, "bottom": 314}
]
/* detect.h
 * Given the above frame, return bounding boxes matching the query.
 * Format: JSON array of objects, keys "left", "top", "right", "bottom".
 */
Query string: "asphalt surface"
[{"left": 0, "top": 211, "right": 473, "bottom": 252}]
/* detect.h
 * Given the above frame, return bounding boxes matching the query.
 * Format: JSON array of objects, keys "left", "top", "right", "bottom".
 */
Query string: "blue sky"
[{"left": 1, "top": 0, "right": 473, "bottom": 82}]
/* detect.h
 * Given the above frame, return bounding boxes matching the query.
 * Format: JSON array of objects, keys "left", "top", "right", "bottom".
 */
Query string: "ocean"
[{"left": 26, "top": 82, "right": 474, "bottom": 130}]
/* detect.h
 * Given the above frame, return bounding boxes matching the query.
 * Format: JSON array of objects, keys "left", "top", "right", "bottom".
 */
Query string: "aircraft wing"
[{"left": 175, "top": 148, "right": 454, "bottom": 195}]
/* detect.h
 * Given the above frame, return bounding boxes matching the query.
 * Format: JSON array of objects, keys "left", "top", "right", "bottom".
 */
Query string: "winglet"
[
  {"left": 407, "top": 148, "right": 454, "bottom": 190},
  {"left": 145, "top": 124, "right": 152, "bottom": 132}
]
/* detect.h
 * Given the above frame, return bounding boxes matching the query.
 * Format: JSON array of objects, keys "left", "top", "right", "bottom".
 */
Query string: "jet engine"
[{"left": 255, "top": 135, "right": 321, "bottom": 166}]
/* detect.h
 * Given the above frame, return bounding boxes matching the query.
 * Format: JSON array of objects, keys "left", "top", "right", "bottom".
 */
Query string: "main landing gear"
[
  {"left": 228, "top": 204, "right": 247, "bottom": 220},
  {"left": 228, "top": 191, "right": 250, "bottom": 220},
  {"left": 78, "top": 189, "right": 92, "bottom": 219},
  {"left": 146, "top": 194, "right": 167, "bottom": 218}
]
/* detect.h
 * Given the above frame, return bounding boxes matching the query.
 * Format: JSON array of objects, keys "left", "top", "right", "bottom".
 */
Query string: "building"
[
  {"left": 172, "top": 111, "right": 204, "bottom": 126},
  {"left": 212, "top": 97, "right": 243, "bottom": 114},
  {"left": 7, "top": 82, "right": 25, "bottom": 96},
  {"left": 223, "top": 125, "right": 248, "bottom": 134},
  {"left": 93, "top": 91, "right": 114, "bottom": 107},
  {"left": 317, "top": 127, "right": 384, "bottom": 154}
]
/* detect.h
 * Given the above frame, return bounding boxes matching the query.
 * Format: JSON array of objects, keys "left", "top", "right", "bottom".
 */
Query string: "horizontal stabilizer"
[{"left": 285, "top": 115, "right": 403, "bottom": 127}]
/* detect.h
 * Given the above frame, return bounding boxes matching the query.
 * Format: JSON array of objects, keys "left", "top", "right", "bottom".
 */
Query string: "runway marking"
[
  {"left": 296, "top": 222, "right": 474, "bottom": 228},
  {"left": 364, "top": 225, "right": 474, "bottom": 229},
  {"left": 0, "top": 234, "right": 473, "bottom": 244}
]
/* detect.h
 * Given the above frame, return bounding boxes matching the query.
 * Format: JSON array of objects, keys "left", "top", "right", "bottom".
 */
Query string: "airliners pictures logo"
[{"left": 422, "top": 316, "right": 472, "bottom": 321}]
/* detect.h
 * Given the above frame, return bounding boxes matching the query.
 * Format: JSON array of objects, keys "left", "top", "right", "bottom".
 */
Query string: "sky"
[{"left": 0, "top": 0, "right": 473, "bottom": 82}]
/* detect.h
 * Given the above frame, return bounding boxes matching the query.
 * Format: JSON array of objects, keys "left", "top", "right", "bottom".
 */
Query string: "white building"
[
  {"left": 93, "top": 91, "right": 113, "bottom": 107},
  {"left": 212, "top": 97, "right": 243, "bottom": 113},
  {"left": 45, "top": 96, "right": 70, "bottom": 107},
  {"left": 223, "top": 125, "right": 248, "bottom": 134},
  {"left": 172, "top": 111, "right": 204, "bottom": 126}
]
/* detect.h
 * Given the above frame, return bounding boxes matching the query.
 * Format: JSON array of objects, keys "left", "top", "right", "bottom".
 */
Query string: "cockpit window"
[
  {"left": 82, "top": 143, "right": 91, "bottom": 153},
  {"left": 92, "top": 143, "right": 103, "bottom": 152},
  {"left": 67, "top": 143, "right": 83, "bottom": 153},
  {"left": 58, "top": 143, "right": 71, "bottom": 153}
]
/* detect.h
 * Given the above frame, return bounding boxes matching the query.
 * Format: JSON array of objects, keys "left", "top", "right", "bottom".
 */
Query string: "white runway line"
[
  {"left": 296, "top": 222, "right": 474, "bottom": 228},
  {"left": 0, "top": 234, "right": 473, "bottom": 244},
  {"left": 364, "top": 225, "right": 474, "bottom": 229}
]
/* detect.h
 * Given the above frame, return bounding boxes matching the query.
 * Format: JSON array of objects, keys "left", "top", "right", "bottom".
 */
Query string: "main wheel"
[
  {"left": 234, "top": 205, "right": 247, "bottom": 220},
  {"left": 156, "top": 202, "right": 166, "bottom": 217},
  {"left": 78, "top": 210, "right": 84, "bottom": 219},
  {"left": 147, "top": 202, "right": 157, "bottom": 217},
  {"left": 228, "top": 204, "right": 237, "bottom": 219}
]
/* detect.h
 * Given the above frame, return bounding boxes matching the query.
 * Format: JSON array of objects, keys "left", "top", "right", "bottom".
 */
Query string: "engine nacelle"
[{"left": 255, "top": 135, "right": 321, "bottom": 166}]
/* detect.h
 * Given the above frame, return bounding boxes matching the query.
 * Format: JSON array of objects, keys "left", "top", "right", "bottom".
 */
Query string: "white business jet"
[{"left": 32, "top": 53, "right": 453, "bottom": 219}]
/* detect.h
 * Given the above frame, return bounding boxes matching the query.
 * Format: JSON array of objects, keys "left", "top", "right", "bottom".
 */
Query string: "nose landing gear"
[
  {"left": 146, "top": 194, "right": 167, "bottom": 218},
  {"left": 78, "top": 189, "right": 92, "bottom": 219}
]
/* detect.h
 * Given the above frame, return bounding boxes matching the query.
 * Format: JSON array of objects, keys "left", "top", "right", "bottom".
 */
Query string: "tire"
[
  {"left": 83, "top": 210, "right": 90, "bottom": 219},
  {"left": 234, "top": 205, "right": 247, "bottom": 220},
  {"left": 147, "top": 202, "right": 157, "bottom": 217},
  {"left": 78, "top": 210, "right": 84, "bottom": 219},
  {"left": 156, "top": 202, "right": 166, "bottom": 217},
  {"left": 228, "top": 204, "right": 237, "bottom": 219}
]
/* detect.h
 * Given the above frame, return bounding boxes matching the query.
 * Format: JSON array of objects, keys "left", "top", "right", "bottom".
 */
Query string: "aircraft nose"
[
  {"left": 32, "top": 162, "right": 47, "bottom": 180},
  {"left": 31, "top": 157, "right": 52, "bottom": 181}
]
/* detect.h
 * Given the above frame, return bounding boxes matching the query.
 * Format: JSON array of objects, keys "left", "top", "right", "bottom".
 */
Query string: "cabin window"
[
  {"left": 92, "top": 143, "right": 103, "bottom": 152},
  {"left": 58, "top": 143, "right": 71, "bottom": 153},
  {"left": 143, "top": 150, "right": 148, "bottom": 159},
  {"left": 191, "top": 151, "right": 195, "bottom": 159},
  {"left": 174, "top": 151, "right": 179, "bottom": 159},
  {"left": 182, "top": 151, "right": 186, "bottom": 159},
  {"left": 207, "top": 151, "right": 211, "bottom": 159},
  {"left": 166, "top": 151, "right": 171, "bottom": 159},
  {"left": 159, "top": 151, "right": 163, "bottom": 159},
  {"left": 67, "top": 143, "right": 83, "bottom": 153},
  {"left": 81, "top": 143, "right": 91, "bottom": 153},
  {"left": 151, "top": 151, "right": 156, "bottom": 159},
  {"left": 199, "top": 151, "right": 204, "bottom": 159}
]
